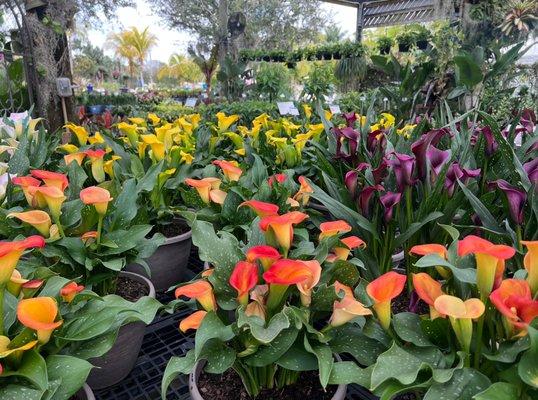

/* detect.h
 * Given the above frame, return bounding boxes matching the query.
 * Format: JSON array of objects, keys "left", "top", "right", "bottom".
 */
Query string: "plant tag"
[
  {"left": 185, "top": 98, "right": 197, "bottom": 107},
  {"left": 277, "top": 102, "right": 299, "bottom": 116},
  {"left": 329, "top": 104, "right": 341, "bottom": 115}
]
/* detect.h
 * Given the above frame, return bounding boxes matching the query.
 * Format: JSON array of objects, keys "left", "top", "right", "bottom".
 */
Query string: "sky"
[{"left": 87, "top": 0, "right": 356, "bottom": 63}]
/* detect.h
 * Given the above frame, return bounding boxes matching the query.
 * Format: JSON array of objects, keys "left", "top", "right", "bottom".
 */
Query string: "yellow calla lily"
[
  {"left": 57, "top": 144, "right": 79, "bottom": 154},
  {"left": 216, "top": 112, "right": 240, "bottom": 133},
  {"left": 379, "top": 113, "right": 395, "bottom": 129},
  {"left": 148, "top": 113, "right": 161, "bottom": 125},
  {"left": 0, "top": 335, "right": 38, "bottom": 358},
  {"left": 117, "top": 122, "right": 139, "bottom": 147},
  {"left": 88, "top": 132, "right": 105, "bottom": 145},
  {"left": 65, "top": 123, "right": 88, "bottom": 146},
  {"left": 128, "top": 117, "right": 147, "bottom": 127},
  {"left": 302, "top": 104, "right": 312, "bottom": 119}
]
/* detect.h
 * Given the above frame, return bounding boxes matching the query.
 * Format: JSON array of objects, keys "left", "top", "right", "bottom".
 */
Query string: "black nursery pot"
[
  {"left": 417, "top": 40, "right": 428, "bottom": 50},
  {"left": 379, "top": 46, "right": 390, "bottom": 55},
  {"left": 127, "top": 219, "right": 192, "bottom": 292},
  {"left": 398, "top": 43, "right": 411, "bottom": 52},
  {"left": 86, "top": 271, "right": 156, "bottom": 390}
]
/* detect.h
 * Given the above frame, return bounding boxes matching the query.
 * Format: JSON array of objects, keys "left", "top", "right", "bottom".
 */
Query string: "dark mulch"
[
  {"left": 198, "top": 368, "right": 338, "bottom": 400},
  {"left": 392, "top": 291, "right": 429, "bottom": 315},
  {"left": 155, "top": 219, "right": 191, "bottom": 238},
  {"left": 116, "top": 276, "right": 149, "bottom": 302}
]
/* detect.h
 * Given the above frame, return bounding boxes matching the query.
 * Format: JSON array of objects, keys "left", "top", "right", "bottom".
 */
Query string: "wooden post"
[{"left": 356, "top": 2, "right": 364, "bottom": 42}]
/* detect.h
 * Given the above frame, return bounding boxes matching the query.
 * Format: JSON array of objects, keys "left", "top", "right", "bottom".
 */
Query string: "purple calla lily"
[
  {"left": 520, "top": 109, "right": 536, "bottom": 134},
  {"left": 372, "top": 159, "right": 389, "bottom": 185},
  {"left": 389, "top": 153, "right": 416, "bottom": 192},
  {"left": 493, "top": 179, "right": 527, "bottom": 225},
  {"left": 411, "top": 129, "right": 447, "bottom": 180},
  {"left": 341, "top": 127, "right": 360, "bottom": 160},
  {"left": 380, "top": 191, "right": 402, "bottom": 223},
  {"left": 345, "top": 170, "right": 359, "bottom": 198},
  {"left": 445, "top": 162, "right": 481, "bottom": 197},
  {"left": 357, "top": 184, "right": 383, "bottom": 217},
  {"left": 478, "top": 126, "right": 498, "bottom": 157},
  {"left": 367, "top": 130, "right": 386, "bottom": 154},
  {"left": 427, "top": 146, "right": 451, "bottom": 180},
  {"left": 344, "top": 112, "right": 357, "bottom": 128},
  {"left": 523, "top": 158, "right": 538, "bottom": 186}
]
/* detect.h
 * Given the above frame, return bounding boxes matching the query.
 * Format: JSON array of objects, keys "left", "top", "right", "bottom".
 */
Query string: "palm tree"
[
  {"left": 108, "top": 31, "right": 138, "bottom": 87},
  {"left": 157, "top": 54, "right": 203, "bottom": 86},
  {"left": 188, "top": 43, "right": 219, "bottom": 100}
]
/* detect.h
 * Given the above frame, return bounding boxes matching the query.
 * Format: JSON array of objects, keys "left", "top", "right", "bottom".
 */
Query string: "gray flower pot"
[
  {"left": 189, "top": 359, "right": 347, "bottom": 400},
  {"left": 72, "top": 384, "right": 95, "bottom": 400},
  {"left": 86, "top": 271, "right": 156, "bottom": 390},
  {"left": 127, "top": 220, "right": 192, "bottom": 292}
]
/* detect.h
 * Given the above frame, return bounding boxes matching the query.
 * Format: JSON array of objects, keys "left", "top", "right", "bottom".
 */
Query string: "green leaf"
[
  {"left": 194, "top": 312, "right": 234, "bottom": 359},
  {"left": 46, "top": 355, "right": 93, "bottom": 400},
  {"left": 454, "top": 54, "right": 483, "bottom": 88},
  {"left": 304, "top": 336, "right": 333, "bottom": 388},
  {"left": 136, "top": 160, "right": 164, "bottom": 192},
  {"left": 415, "top": 254, "right": 476, "bottom": 284},
  {"left": 331, "top": 326, "right": 387, "bottom": 365},
  {"left": 237, "top": 310, "right": 290, "bottom": 344},
  {"left": 474, "top": 382, "right": 520, "bottom": 400},
  {"left": 328, "top": 362, "right": 372, "bottom": 387},
  {"left": 371, "top": 343, "right": 426, "bottom": 390},
  {"left": 245, "top": 328, "right": 298, "bottom": 367},
  {"left": 458, "top": 180, "right": 504, "bottom": 235},
  {"left": 394, "top": 212, "right": 444, "bottom": 248},
  {"left": 68, "top": 330, "right": 119, "bottom": 360},
  {"left": 1, "top": 350, "right": 48, "bottom": 390},
  {"left": 423, "top": 368, "right": 490, "bottom": 400},
  {"left": 518, "top": 323, "right": 538, "bottom": 388},
  {"left": 199, "top": 340, "right": 236, "bottom": 374},
  {"left": 109, "top": 178, "right": 139, "bottom": 229},
  {"left": 393, "top": 313, "right": 433, "bottom": 347},
  {"left": 161, "top": 351, "right": 196, "bottom": 400},
  {"left": 330, "top": 260, "right": 360, "bottom": 287},
  {"left": 0, "top": 385, "right": 43, "bottom": 400},
  {"left": 276, "top": 343, "right": 318, "bottom": 371},
  {"left": 483, "top": 336, "right": 530, "bottom": 363}
]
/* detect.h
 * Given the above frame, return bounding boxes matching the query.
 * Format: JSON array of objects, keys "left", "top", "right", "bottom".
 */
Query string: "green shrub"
[{"left": 255, "top": 63, "right": 292, "bottom": 101}]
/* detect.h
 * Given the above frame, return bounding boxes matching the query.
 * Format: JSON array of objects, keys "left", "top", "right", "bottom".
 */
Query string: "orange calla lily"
[
  {"left": 179, "top": 310, "right": 207, "bottom": 333},
  {"left": 319, "top": 220, "right": 352, "bottom": 240},
  {"left": 409, "top": 243, "right": 450, "bottom": 279},
  {"left": 17, "top": 297, "right": 63, "bottom": 344},
  {"left": 33, "top": 186, "right": 66, "bottom": 220},
  {"left": 7, "top": 210, "right": 51, "bottom": 237},
  {"left": 0, "top": 236, "right": 45, "bottom": 284},
  {"left": 245, "top": 245, "right": 281, "bottom": 271},
  {"left": 81, "top": 231, "right": 98, "bottom": 244},
  {"left": 229, "top": 261, "right": 259, "bottom": 305},
  {"left": 490, "top": 279, "right": 538, "bottom": 337},
  {"left": 60, "top": 282, "right": 85, "bottom": 303},
  {"left": 329, "top": 281, "right": 372, "bottom": 327},
  {"left": 80, "top": 186, "right": 113, "bottom": 215},
  {"left": 458, "top": 235, "right": 515, "bottom": 299},
  {"left": 185, "top": 177, "right": 221, "bottom": 204},
  {"left": 30, "top": 170, "right": 68, "bottom": 191},
  {"left": 366, "top": 271, "right": 406, "bottom": 330},
  {"left": 333, "top": 236, "right": 366, "bottom": 261},
  {"left": 245, "top": 301, "right": 266, "bottom": 321},
  {"left": 259, "top": 211, "right": 308, "bottom": 254},
  {"left": 213, "top": 160, "right": 243, "bottom": 182},
  {"left": 12, "top": 176, "right": 41, "bottom": 206},
  {"left": 434, "top": 294, "right": 484, "bottom": 353},
  {"left": 412, "top": 273, "right": 444, "bottom": 319},
  {"left": 293, "top": 176, "right": 313, "bottom": 206},
  {"left": 521, "top": 241, "right": 538, "bottom": 295},
  {"left": 296, "top": 260, "right": 321, "bottom": 306},
  {"left": 83, "top": 149, "right": 106, "bottom": 183},
  {"left": 7, "top": 270, "right": 29, "bottom": 297},
  {"left": 175, "top": 280, "right": 216, "bottom": 312},
  {"left": 209, "top": 188, "right": 227, "bottom": 205},
  {"left": 240, "top": 200, "right": 279, "bottom": 217},
  {"left": 64, "top": 152, "right": 86, "bottom": 167}
]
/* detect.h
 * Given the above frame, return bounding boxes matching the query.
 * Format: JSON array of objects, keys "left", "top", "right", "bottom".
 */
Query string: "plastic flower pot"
[
  {"left": 189, "top": 359, "right": 347, "bottom": 400},
  {"left": 127, "top": 218, "right": 192, "bottom": 292},
  {"left": 86, "top": 271, "right": 156, "bottom": 390},
  {"left": 398, "top": 43, "right": 411, "bottom": 53},
  {"left": 87, "top": 105, "right": 104, "bottom": 115},
  {"left": 417, "top": 40, "right": 428, "bottom": 50},
  {"left": 72, "top": 384, "right": 95, "bottom": 400},
  {"left": 379, "top": 46, "right": 391, "bottom": 55}
]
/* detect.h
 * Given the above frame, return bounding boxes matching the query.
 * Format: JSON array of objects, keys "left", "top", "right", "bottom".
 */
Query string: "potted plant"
[
  {"left": 414, "top": 26, "right": 431, "bottom": 50},
  {"left": 271, "top": 50, "right": 286, "bottom": 63},
  {"left": 331, "top": 43, "right": 343, "bottom": 60},
  {"left": 376, "top": 36, "right": 394, "bottom": 55},
  {"left": 396, "top": 30, "right": 416, "bottom": 52}
]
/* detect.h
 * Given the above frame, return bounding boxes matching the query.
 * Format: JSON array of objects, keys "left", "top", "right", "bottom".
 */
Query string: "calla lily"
[
  {"left": 185, "top": 177, "right": 222, "bottom": 204},
  {"left": 521, "top": 241, "right": 538, "bottom": 295},
  {"left": 103, "top": 155, "right": 122, "bottom": 178},
  {"left": 333, "top": 236, "right": 366, "bottom": 261},
  {"left": 148, "top": 113, "right": 161, "bottom": 125},
  {"left": 329, "top": 281, "right": 372, "bottom": 327},
  {"left": 117, "top": 122, "right": 139, "bottom": 146},
  {"left": 81, "top": 231, "right": 98, "bottom": 245},
  {"left": 12, "top": 176, "right": 41, "bottom": 206},
  {"left": 357, "top": 185, "right": 383, "bottom": 218},
  {"left": 412, "top": 273, "right": 444, "bottom": 319},
  {"left": 7, "top": 210, "right": 51, "bottom": 237},
  {"left": 478, "top": 126, "right": 498, "bottom": 157},
  {"left": 240, "top": 200, "right": 279, "bottom": 217},
  {"left": 427, "top": 146, "right": 451, "bottom": 180},
  {"left": 17, "top": 297, "right": 63, "bottom": 344},
  {"left": 434, "top": 295, "right": 484, "bottom": 353},
  {"left": 80, "top": 186, "right": 113, "bottom": 215},
  {"left": 410, "top": 243, "right": 450, "bottom": 278},
  {"left": 179, "top": 310, "right": 207, "bottom": 333},
  {"left": 259, "top": 211, "right": 308, "bottom": 254},
  {"left": 344, "top": 170, "right": 358, "bottom": 199},
  {"left": 295, "top": 260, "right": 321, "bottom": 306},
  {"left": 208, "top": 188, "right": 227, "bottom": 205},
  {"left": 445, "top": 163, "right": 481, "bottom": 197},
  {"left": 32, "top": 186, "right": 66, "bottom": 221},
  {"left": 216, "top": 112, "right": 240, "bottom": 133},
  {"left": 380, "top": 192, "right": 402, "bottom": 223},
  {"left": 389, "top": 153, "right": 416, "bottom": 192},
  {"left": 267, "top": 173, "right": 287, "bottom": 187},
  {"left": 366, "top": 271, "right": 406, "bottom": 330},
  {"left": 245, "top": 300, "right": 266, "bottom": 321},
  {"left": 458, "top": 235, "right": 515, "bottom": 298},
  {"left": 411, "top": 129, "right": 447, "bottom": 180},
  {"left": 293, "top": 176, "right": 313, "bottom": 206},
  {"left": 523, "top": 158, "right": 538, "bottom": 186},
  {"left": 319, "top": 220, "right": 352, "bottom": 240},
  {"left": 7, "top": 270, "right": 29, "bottom": 297},
  {"left": 493, "top": 180, "right": 526, "bottom": 225},
  {"left": 0, "top": 335, "right": 37, "bottom": 359},
  {"left": 175, "top": 280, "right": 216, "bottom": 312},
  {"left": 64, "top": 152, "right": 86, "bottom": 167},
  {"left": 60, "top": 282, "right": 84, "bottom": 303},
  {"left": 246, "top": 245, "right": 281, "bottom": 271},
  {"left": 65, "top": 123, "right": 89, "bottom": 146},
  {"left": 30, "top": 170, "right": 68, "bottom": 191},
  {"left": 213, "top": 160, "right": 242, "bottom": 182},
  {"left": 230, "top": 261, "right": 259, "bottom": 305},
  {"left": 0, "top": 236, "right": 45, "bottom": 285},
  {"left": 83, "top": 149, "right": 106, "bottom": 183}
]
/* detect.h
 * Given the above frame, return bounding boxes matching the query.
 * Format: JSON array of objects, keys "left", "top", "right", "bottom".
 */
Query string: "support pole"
[{"left": 356, "top": 2, "right": 364, "bottom": 42}]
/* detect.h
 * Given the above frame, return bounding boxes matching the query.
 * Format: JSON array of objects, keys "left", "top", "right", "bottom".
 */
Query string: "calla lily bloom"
[
  {"left": 80, "top": 186, "right": 113, "bottom": 215},
  {"left": 246, "top": 245, "right": 281, "bottom": 271},
  {"left": 412, "top": 273, "right": 445, "bottom": 319},
  {"left": 410, "top": 243, "right": 450, "bottom": 278},
  {"left": 268, "top": 173, "right": 287, "bottom": 187},
  {"left": 17, "top": 297, "right": 63, "bottom": 344},
  {"left": 521, "top": 241, "right": 538, "bottom": 295},
  {"left": 259, "top": 211, "right": 308, "bottom": 254},
  {"left": 319, "top": 220, "right": 352, "bottom": 240},
  {"left": 65, "top": 123, "right": 89, "bottom": 146},
  {"left": 329, "top": 281, "right": 372, "bottom": 327},
  {"left": 366, "top": 271, "right": 406, "bottom": 330},
  {"left": 0, "top": 236, "right": 45, "bottom": 285},
  {"left": 478, "top": 126, "right": 498, "bottom": 157},
  {"left": 493, "top": 180, "right": 526, "bottom": 225},
  {"left": 434, "top": 295, "right": 484, "bottom": 353},
  {"left": 380, "top": 192, "right": 402, "bottom": 223},
  {"left": 83, "top": 150, "right": 106, "bottom": 183},
  {"left": 30, "top": 170, "right": 68, "bottom": 191},
  {"left": 245, "top": 301, "right": 266, "bottom": 321},
  {"left": 0, "top": 336, "right": 37, "bottom": 359},
  {"left": 296, "top": 260, "right": 321, "bottom": 306},
  {"left": 293, "top": 176, "right": 313, "bottom": 206},
  {"left": 358, "top": 185, "right": 383, "bottom": 218},
  {"left": 185, "top": 177, "right": 221, "bottom": 204},
  {"left": 490, "top": 279, "right": 538, "bottom": 337},
  {"left": 175, "top": 280, "right": 216, "bottom": 312},
  {"left": 523, "top": 159, "right": 538, "bottom": 186},
  {"left": 240, "top": 200, "right": 279, "bottom": 217},
  {"left": 12, "top": 176, "right": 41, "bottom": 206},
  {"left": 445, "top": 163, "right": 481, "bottom": 197},
  {"left": 208, "top": 189, "right": 227, "bottom": 205},
  {"left": 458, "top": 235, "right": 515, "bottom": 299},
  {"left": 64, "top": 152, "right": 86, "bottom": 167},
  {"left": 32, "top": 186, "right": 65, "bottom": 220},
  {"left": 7, "top": 270, "right": 29, "bottom": 297},
  {"left": 213, "top": 160, "right": 242, "bottom": 182},
  {"left": 389, "top": 153, "right": 416, "bottom": 192},
  {"left": 345, "top": 170, "right": 358, "bottom": 199},
  {"left": 427, "top": 146, "right": 451, "bottom": 179},
  {"left": 117, "top": 122, "right": 139, "bottom": 147},
  {"left": 230, "top": 261, "right": 259, "bottom": 305},
  {"left": 216, "top": 112, "right": 240, "bottom": 133},
  {"left": 60, "top": 282, "right": 85, "bottom": 303},
  {"left": 7, "top": 210, "right": 51, "bottom": 237},
  {"left": 411, "top": 129, "right": 447, "bottom": 180},
  {"left": 179, "top": 310, "right": 207, "bottom": 333},
  {"left": 333, "top": 236, "right": 366, "bottom": 261}
]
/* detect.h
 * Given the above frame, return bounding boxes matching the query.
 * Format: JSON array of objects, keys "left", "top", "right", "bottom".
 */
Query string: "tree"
[
  {"left": 324, "top": 26, "right": 347, "bottom": 43},
  {"left": 147, "top": 0, "right": 331, "bottom": 50},
  {"left": 188, "top": 44, "right": 219, "bottom": 100},
  {"left": 157, "top": 54, "right": 203, "bottom": 86}
]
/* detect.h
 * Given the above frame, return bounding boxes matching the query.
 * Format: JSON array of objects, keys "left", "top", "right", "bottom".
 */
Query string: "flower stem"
[
  {"left": 97, "top": 215, "right": 104, "bottom": 247},
  {"left": 516, "top": 225, "right": 523, "bottom": 252},
  {"left": 474, "top": 313, "right": 485, "bottom": 369},
  {"left": 53, "top": 216, "right": 65, "bottom": 238},
  {"left": 0, "top": 286, "right": 4, "bottom": 336}
]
